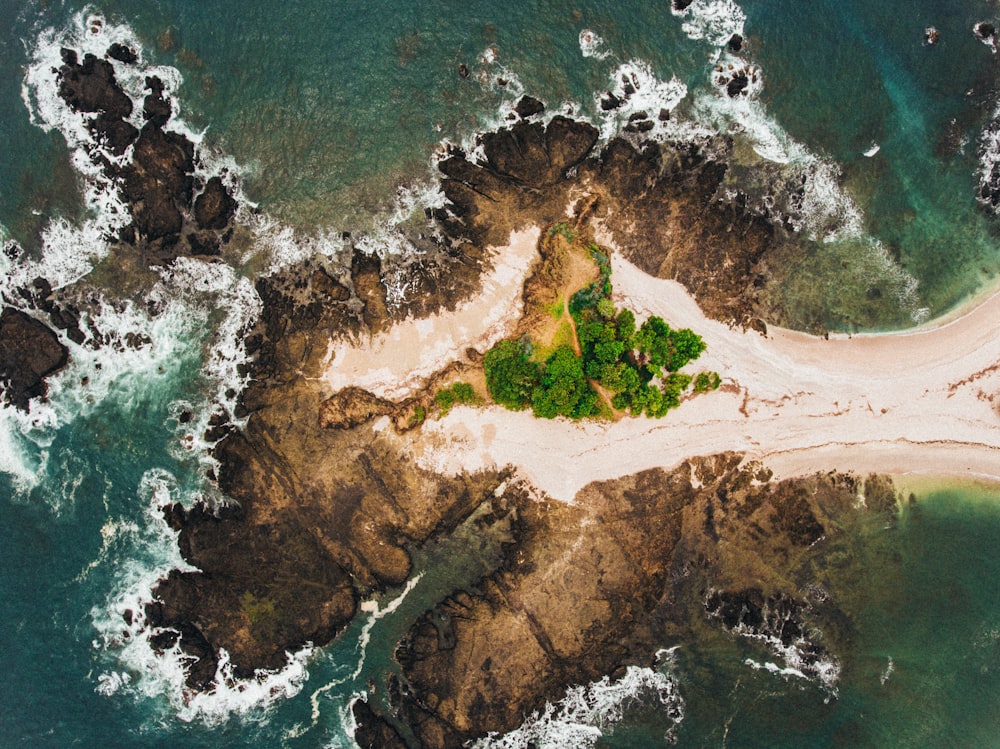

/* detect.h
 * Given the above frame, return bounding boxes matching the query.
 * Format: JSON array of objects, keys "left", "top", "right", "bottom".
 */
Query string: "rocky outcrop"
[
  {"left": 146, "top": 372, "right": 511, "bottom": 686},
  {"left": 0, "top": 307, "right": 69, "bottom": 410},
  {"left": 380, "top": 459, "right": 900, "bottom": 746},
  {"left": 55, "top": 46, "right": 238, "bottom": 258},
  {"left": 146, "top": 100, "right": 803, "bottom": 694},
  {"left": 435, "top": 112, "right": 773, "bottom": 328}
]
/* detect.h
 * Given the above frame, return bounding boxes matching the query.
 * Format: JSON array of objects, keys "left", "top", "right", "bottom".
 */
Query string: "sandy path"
[{"left": 327, "top": 230, "right": 1000, "bottom": 502}]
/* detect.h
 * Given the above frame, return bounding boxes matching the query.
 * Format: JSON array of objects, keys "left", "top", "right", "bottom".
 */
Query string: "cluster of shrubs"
[
  {"left": 433, "top": 381, "right": 479, "bottom": 415},
  {"left": 483, "top": 242, "right": 720, "bottom": 420}
]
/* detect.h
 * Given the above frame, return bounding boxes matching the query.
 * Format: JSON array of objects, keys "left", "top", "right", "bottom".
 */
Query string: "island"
[{"left": 2, "top": 34, "right": 999, "bottom": 749}]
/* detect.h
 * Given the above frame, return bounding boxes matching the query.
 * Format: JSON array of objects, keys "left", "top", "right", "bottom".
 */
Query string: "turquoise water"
[{"left": 3, "top": 0, "right": 1000, "bottom": 746}]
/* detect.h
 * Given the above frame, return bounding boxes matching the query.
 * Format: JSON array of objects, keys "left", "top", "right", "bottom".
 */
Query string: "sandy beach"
[{"left": 324, "top": 229, "right": 1000, "bottom": 503}]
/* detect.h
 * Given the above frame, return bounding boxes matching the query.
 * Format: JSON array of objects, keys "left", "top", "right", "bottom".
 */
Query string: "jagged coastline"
[{"left": 4, "top": 35, "right": 993, "bottom": 749}]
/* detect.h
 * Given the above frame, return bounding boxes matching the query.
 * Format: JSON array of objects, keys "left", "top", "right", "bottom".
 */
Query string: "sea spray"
[
  {"left": 671, "top": 0, "right": 747, "bottom": 48},
  {"left": 92, "top": 468, "right": 316, "bottom": 725},
  {"left": 579, "top": 30, "right": 612, "bottom": 60},
  {"left": 473, "top": 649, "right": 685, "bottom": 749}
]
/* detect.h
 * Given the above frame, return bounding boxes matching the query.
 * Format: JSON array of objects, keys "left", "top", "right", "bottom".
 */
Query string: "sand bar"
[{"left": 325, "top": 229, "right": 1000, "bottom": 502}]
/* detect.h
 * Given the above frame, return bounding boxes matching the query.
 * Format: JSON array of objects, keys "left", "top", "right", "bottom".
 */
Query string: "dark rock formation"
[
  {"left": 194, "top": 176, "right": 237, "bottom": 231},
  {"left": 106, "top": 42, "right": 138, "bottom": 65},
  {"left": 0, "top": 307, "right": 69, "bottom": 410},
  {"left": 319, "top": 386, "right": 396, "bottom": 429},
  {"left": 514, "top": 95, "right": 545, "bottom": 119},
  {"left": 120, "top": 123, "right": 195, "bottom": 243},
  {"left": 58, "top": 49, "right": 133, "bottom": 119},
  {"left": 382, "top": 458, "right": 897, "bottom": 746},
  {"left": 55, "top": 44, "right": 236, "bottom": 260},
  {"left": 726, "top": 69, "right": 749, "bottom": 97},
  {"left": 352, "top": 699, "right": 408, "bottom": 749},
  {"left": 142, "top": 75, "right": 172, "bottom": 128}
]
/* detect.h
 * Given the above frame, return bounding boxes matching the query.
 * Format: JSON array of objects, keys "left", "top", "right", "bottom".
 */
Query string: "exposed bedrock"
[
  {"left": 435, "top": 113, "right": 773, "bottom": 329},
  {"left": 0, "top": 307, "right": 69, "bottom": 410},
  {"left": 148, "top": 376, "right": 510, "bottom": 686},
  {"left": 380, "top": 459, "right": 900, "bottom": 747},
  {"left": 147, "top": 100, "right": 807, "bottom": 693}
]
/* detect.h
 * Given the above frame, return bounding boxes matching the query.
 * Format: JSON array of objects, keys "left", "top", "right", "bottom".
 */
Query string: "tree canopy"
[{"left": 482, "top": 233, "right": 718, "bottom": 421}]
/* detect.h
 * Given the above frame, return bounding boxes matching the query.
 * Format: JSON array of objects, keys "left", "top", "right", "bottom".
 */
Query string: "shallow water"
[{"left": 3, "top": 0, "right": 1000, "bottom": 746}]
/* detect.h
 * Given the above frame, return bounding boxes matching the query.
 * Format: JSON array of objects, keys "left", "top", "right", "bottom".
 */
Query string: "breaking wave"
[
  {"left": 91, "top": 468, "right": 315, "bottom": 725},
  {"left": 473, "top": 649, "right": 685, "bottom": 748}
]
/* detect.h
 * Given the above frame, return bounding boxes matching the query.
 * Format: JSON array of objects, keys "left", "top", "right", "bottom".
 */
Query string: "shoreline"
[{"left": 323, "top": 227, "right": 1000, "bottom": 502}]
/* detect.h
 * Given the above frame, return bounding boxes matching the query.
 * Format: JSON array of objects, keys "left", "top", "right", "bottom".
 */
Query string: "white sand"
[
  {"left": 325, "top": 229, "right": 1000, "bottom": 502},
  {"left": 323, "top": 227, "right": 540, "bottom": 399}
]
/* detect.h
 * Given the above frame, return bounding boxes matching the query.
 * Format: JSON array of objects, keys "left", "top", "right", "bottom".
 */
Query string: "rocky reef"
[
  {"left": 128, "top": 97, "right": 843, "bottom": 708},
  {"left": 56, "top": 47, "right": 238, "bottom": 259},
  {"left": 366, "top": 458, "right": 899, "bottom": 747}
]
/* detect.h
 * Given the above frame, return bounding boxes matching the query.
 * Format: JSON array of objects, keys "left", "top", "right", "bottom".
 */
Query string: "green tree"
[
  {"left": 531, "top": 345, "right": 598, "bottom": 419},
  {"left": 484, "top": 339, "right": 540, "bottom": 410}
]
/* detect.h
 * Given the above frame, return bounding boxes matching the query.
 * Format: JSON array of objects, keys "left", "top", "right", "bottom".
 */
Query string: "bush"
[
  {"left": 484, "top": 339, "right": 540, "bottom": 410},
  {"left": 434, "top": 381, "right": 479, "bottom": 415},
  {"left": 693, "top": 371, "right": 722, "bottom": 393},
  {"left": 531, "top": 345, "right": 600, "bottom": 419}
]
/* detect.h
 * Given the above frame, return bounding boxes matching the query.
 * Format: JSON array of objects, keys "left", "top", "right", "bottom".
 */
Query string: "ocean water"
[{"left": 3, "top": 0, "right": 1000, "bottom": 746}]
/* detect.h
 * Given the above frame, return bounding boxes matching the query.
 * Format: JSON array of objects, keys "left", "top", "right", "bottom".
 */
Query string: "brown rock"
[{"left": 319, "top": 387, "right": 395, "bottom": 429}]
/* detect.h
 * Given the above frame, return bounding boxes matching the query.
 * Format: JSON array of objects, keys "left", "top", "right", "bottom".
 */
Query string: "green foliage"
[
  {"left": 484, "top": 240, "right": 714, "bottom": 422},
  {"left": 434, "top": 381, "right": 479, "bottom": 415},
  {"left": 569, "top": 245, "right": 614, "bottom": 316},
  {"left": 633, "top": 316, "right": 707, "bottom": 372},
  {"left": 596, "top": 297, "right": 616, "bottom": 320},
  {"left": 531, "top": 345, "right": 600, "bottom": 419},
  {"left": 693, "top": 371, "right": 722, "bottom": 393},
  {"left": 241, "top": 592, "right": 280, "bottom": 637},
  {"left": 548, "top": 222, "right": 577, "bottom": 242},
  {"left": 484, "top": 338, "right": 541, "bottom": 410},
  {"left": 408, "top": 404, "right": 426, "bottom": 427}
]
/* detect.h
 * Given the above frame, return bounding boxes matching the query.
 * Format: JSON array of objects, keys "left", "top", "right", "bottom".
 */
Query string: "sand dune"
[{"left": 325, "top": 229, "right": 1000, "bottom": 502}]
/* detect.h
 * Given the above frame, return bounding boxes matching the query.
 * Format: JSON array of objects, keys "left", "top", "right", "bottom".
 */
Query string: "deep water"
[{"left": 3, "top": 0, "right": 1000, "bottom": 746}]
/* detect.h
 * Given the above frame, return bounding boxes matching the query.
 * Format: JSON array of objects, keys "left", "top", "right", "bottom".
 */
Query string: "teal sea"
[{"left": 2, "top": 0, "right": 1000, "bottom": 746}]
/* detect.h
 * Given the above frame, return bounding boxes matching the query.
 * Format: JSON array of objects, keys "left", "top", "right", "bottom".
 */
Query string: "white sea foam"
[
  {"left": 303, "top": 575, "right": 424, "bottom": 733},
  {"left": 151, "top": 258, "right": 261, "bottom": 424},
  {"left": 977, "top": 106, "right": 1000, "bottom": 214},
  {"left": 974, "top": 22, "right": 998, "bottom": 53},
  {"left": 91, "top": 468, "right": 315, "bottom": 725},
  {"left": 735, "top": 623, "right": 842, "bottom": 696},
  {"left": 671, "top": 0, "right": 746, "bottom": 47},
  {"left": 579, "top": 30, "right": 611, "bottom": 59},
  {"left": 0, "top": 403, "right": 49, "bottom": 493},
  {"left": 880, "top": 656, "right": 895, "bottom": 686},
  {"left": 473, "top": 649, "right": 684, "bottom": 748},
  {"left": 595, "top": 60, "right": 700, "bottom": 145}
]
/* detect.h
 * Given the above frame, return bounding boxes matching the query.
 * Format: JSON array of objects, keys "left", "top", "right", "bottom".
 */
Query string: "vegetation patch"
[
  {"left": 483, "top": 227, "right": 720, "bottom": 420},
  {"left": 434, "top": 381, "right": 480, "bottom": 415}
]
